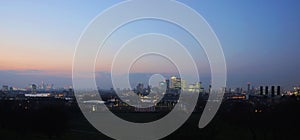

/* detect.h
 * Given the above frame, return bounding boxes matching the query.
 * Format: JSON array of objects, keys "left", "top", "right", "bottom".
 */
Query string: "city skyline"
[{"left": 0, "top": 74, "right": 295, "bottom": 94}]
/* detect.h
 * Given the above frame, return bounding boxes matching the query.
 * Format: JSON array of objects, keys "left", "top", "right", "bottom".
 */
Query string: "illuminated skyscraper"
[
  {"left": 181, "top": 79, "right": 186, "bottom": 90},
  {"left": 170, "top": 76, "right": 176, "bottom": 89},
  {"left": 188, "top": 82, "right": 202, "bottom": 92},
  {"left": 170, "top": 76, "right": 181, "bottom": 90}
]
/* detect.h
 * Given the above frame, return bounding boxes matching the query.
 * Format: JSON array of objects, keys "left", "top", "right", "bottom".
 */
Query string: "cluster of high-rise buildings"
[
  {"left": 133, "top": 76, "right": 204, "bottom": 95},
  {"left": 258, "top": 86, "right": 281, "bottom": 96},
  {"left": 37, "top": 81, "right": 55, "bottom": 91},
  {"left": 160, "top": 76, "right": 203, "bottom": 93},
  {"left": 0, "top": 81, "right": 66, "bottom": 95},
  {"left": 168, "top": 76, "right": 203, "bottom": 92}
]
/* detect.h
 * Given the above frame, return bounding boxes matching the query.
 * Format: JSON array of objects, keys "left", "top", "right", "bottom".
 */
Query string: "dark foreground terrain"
[{"left": 0, "top": 96, "right": 299, "bottom": 140}]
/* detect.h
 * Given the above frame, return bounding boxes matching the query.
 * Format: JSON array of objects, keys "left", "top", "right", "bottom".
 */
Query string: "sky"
[{"left": 1, "top": 0, "right": 300, "bottom": 89}]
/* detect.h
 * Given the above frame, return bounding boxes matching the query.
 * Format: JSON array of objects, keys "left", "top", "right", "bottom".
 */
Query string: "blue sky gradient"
[{"left": 1, "top": 0, "right": 300, "bottom": 89}]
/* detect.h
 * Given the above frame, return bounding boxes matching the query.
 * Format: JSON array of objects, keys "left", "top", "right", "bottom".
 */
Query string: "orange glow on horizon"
[{"left": 0, "top": 42, "right": 73, "bottom": 74}]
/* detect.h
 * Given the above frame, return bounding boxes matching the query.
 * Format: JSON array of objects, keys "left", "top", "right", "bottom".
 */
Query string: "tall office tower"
[
  {"left": 209, "top": 85, "right": 212, "bottom": 93},
  {"left": 247, "top": 82, "right": 251, "bottom": 93},
  {"left": 265, "top": 86, "right": 269, "bottom": 95},
  {"left": 31, "top": 84, "right": 37, "bottom": 94},
  {"left": 277, "top": 86, "right": 281, "bottom": 96},
  {"left": 170, "top": 76, "right": 176, "bottom": 89},
  {"left": 136, "top": 83, "right": 144, "bottom": 93},
  {"left": 181, "top": 79, "right": 187, "bottom": 91},
  {"left": 271, "top": 86, "right": 275, "bottom": 96},
  {"left": 165, "top": 79, "right": 170, "bottom": 91},
  {"left": 260, "top": 86, "right": 264, "bottom": 95},
  {"left": 41, "top": 81, "right": 46, "bottom": 90},
  {"left": 170, "top": 76, "right": 181, "bottom": 90},
  {"left": 175, "top": 78, "right": 182, "bottom": 90}
]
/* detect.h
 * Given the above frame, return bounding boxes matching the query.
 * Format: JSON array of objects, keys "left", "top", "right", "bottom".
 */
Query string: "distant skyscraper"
[
  {"left": 31, "top": 84, "right": 37, "bottom": 94},
  {"left": 165, "top": 79, "right": 170, "bottom": 91},
  {"left": 40, "top": 81, "right": 46, "bottom": 90},
  {"left": 247, "top": 82, "right": 251, "bottom": 93},
  {"left": 271, "top": 86, "right": 275, "bottom": 96},
  {"left": 170, "top": 76, "right": 176, "bottom": 89},
  {"left": 265, "top": 86, "right": 269, "bottom": 95},
  {"left": 181, "top": 79, "right": 187, "bottom": 90},
  {"left": 136, "top": 83, "right": 144, "bottom": 93},
  {"left": 277, "top": 86, "right": 281, "bottom": 96},
  {"left": 170, "top": 76, "right": 181, "bottom": 90},
  {"left": 260, "top": 86, "right": 264, "bottom": 95}
]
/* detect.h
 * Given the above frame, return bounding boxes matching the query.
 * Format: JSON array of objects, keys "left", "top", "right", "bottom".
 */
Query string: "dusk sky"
[{"left": 1, "top": 0, "right": 300, "bottom": 89}]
